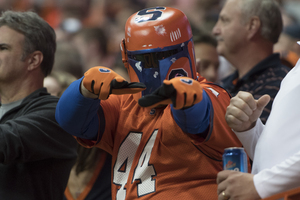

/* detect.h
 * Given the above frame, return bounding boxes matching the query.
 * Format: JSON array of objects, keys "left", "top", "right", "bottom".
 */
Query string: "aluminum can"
[{"left": 223, "top": 147, "right": 248, "bottom": 172}]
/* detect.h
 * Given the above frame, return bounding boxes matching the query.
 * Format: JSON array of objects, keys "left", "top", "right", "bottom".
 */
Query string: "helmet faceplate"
[{"left": 121, "top": 6, "right": 196, "bottom": 100}]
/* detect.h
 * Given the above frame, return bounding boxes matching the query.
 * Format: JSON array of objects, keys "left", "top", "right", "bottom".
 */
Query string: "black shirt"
[
  {"left": 0, "top": 88, "right": 77, "bottom": 200},
  {"left": 221, "top": 53, "right": 290, "bottom": 123}
]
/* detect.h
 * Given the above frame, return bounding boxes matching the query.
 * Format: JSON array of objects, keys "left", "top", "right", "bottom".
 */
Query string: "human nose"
[
  {"left": 206, "top": 65, "right": 218, "bottom": 82},
  {"left": 212, "top": 21, "right": 220, "bottom": 36}
]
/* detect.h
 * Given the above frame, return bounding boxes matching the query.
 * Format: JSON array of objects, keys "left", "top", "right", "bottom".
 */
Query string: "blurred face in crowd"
[
  {"left": 72, "top": 34, "right": 89, "bottom": 66},
  {"left": 43, "top": 76, "right": 61, "bottom": 97},
  {"left": 212, "top": 0, "right": 248, "bottom": 59},
  {"left": 0, "top": 25, "right": 27, "bottom": 83},
  {"left": 194, "top": 42, "right": 219, "bottom": 82}
]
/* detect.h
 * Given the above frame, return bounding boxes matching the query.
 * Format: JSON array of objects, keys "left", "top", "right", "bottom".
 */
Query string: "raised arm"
[
  {"left": 56, "top": 66, "right": 146, "bottom": 140},
  {"left": 55, "top": 78, "right": 101, "bottom": 140},
  {"left": 138, "top": 77, "right": 211, "bottom": 135}
]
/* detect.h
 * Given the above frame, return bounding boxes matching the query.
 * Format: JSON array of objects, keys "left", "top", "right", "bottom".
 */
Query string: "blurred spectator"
[
  {"left": 44, "top": 70, "right": 77, "bottom": 97},
  {"left": 72, "top": 27, "right": 115, "bottom": 71},
  {"left": 275, "top": 23, "right": 300, "bottom": 67},
  {"left": 64, "top": 147, "right": 112, "bottom": 200},
  {"left": 53, "top": 41, "right": 84, "bottom": 79},
  {"left": 145, "top": 0, "right": 219, "bottom": 32},
  {"left": 82, "top": 0, "right": 106, "bottom": 27},
  {"left": 280, "top": 8, "right": 298, "bottom": 28},
  {"left": 217, "top": 56, "right": 235, "bottom": 83},
  {"left": 71, "top": 26, "right": 129, "bottom": 80},
  {"left": 102, "top": 0, "right": 139, "bottom": 62},
  {"left": 284, "top": 0, "right": 300, "bottom": 23},
  {"left": 194, "top": 30, "right": 219, "bottom": 82},
  {"left": 52, "top": 0, "right": 92, "bottom": 40},
  {"left": 212, "top": 0, "right": 290, "bottom": 124},
  {"left": 283, "top": 23, "right": 300, "bottom": 55}
]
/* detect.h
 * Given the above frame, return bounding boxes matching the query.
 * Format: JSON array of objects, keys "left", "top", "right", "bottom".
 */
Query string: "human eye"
[
  {"left": 200, "top": 60, "right": 209, "bottom": 70},
  {"left": 220, "top": 16, "right": 229, "bottom": 23},
  {"left": 0, "top": 44, "right": 8, "bottom": 50}
]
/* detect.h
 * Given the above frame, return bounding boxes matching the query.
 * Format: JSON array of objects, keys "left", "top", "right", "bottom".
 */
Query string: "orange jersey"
[{"left": 78, "top": 77, "right": 243, "bottom": 200}]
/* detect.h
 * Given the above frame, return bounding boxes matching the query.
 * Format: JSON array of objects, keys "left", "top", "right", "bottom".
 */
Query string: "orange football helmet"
[{"left": 120, "top": 6, "right": 197, "bottom": 101}]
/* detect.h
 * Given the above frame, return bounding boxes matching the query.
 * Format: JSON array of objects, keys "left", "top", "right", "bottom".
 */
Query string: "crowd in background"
[
  {"left": 1, "top": 1, "right": 299, "bottom": 199},
  {"left": 1, "top": 0, "right": 299, "bottom": 81}
]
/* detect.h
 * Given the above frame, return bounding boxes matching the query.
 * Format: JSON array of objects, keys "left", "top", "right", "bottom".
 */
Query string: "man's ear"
[
  {"left": 27, "top": 51, "right": 43, "bottom": 71},
  {"left": 247, "top": 16, "right": 261, "bottom": 40}
]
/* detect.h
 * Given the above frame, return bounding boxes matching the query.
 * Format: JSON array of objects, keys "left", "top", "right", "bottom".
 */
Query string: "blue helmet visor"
[{"left": 127, "top": 39, "right": 193, "bottom": 96}]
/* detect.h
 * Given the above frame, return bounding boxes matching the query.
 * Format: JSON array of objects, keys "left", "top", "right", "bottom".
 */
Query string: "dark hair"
[
  {"left": 47, "top": 70, "right": 77, "bottom": 97},
  {"left": 53, "top": 41, "right": 84, "bottom": 79},
  {"left": 0, "top": 10, "right": 56, "bottom": 77},
  {"left": 73, "top": 27, "right": 108, "bottom": 56},
  {"left": 193, "top": 30, "right": 218, "bottom": 47}
]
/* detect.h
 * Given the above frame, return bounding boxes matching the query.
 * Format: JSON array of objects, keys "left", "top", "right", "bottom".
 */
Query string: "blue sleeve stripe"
[
  {"left": 171, "top": 90, "right": 211, "bottom": 134},
  {"left": 55, "top": 77, "right": 101, "bottom": 140}
]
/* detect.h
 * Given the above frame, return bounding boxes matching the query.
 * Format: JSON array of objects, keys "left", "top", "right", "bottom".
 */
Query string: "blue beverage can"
[{"left": 223, "top": 147, "right": 248, "bottom": 172}]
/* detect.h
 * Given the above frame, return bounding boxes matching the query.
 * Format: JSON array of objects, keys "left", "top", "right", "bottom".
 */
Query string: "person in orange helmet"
[{"left": 56, "top": 6, "right": 245, "bottom": 199}]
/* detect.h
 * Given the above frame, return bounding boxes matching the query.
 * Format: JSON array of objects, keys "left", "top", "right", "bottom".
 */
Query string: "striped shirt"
[{"left": 221, "top": 53, "right": 290, "bottom": 124}]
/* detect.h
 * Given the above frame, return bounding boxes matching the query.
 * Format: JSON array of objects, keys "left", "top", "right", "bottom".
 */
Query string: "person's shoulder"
[
  {"left": 257, "top": 56, "right": 290, "bottom": 78},
  {"left": 199, "top": 81, "right": 232, "bottom": 101},
  {"left": 268, "top": 54, "right": 291, "bottom": 73},
  {"left": 278, "top": 63, "right": 291, "bottom": 72},
  {"left": 24, "top": 89, "right": 60, "bottom": 108},
  {"left": 269, "top": 63, "right": 291, "bottom": 77},
  {"left": 36, "top": 92, "right": 59, "bottom": 103}
]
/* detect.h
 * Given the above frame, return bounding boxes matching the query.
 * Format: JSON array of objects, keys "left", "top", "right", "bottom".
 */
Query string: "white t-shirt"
[{"left": 234, "top": 59, "right": 300, "bottom": 198}]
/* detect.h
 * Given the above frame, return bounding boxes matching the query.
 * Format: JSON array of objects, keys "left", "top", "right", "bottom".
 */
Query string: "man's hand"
[
  {"left": 138, "top": 77, "right": 203, "bottom": 109},
  {"left": 81, "top": 66, "right": 146, "bottom": 100},
  {"left": 217, "top": 170, "right": 260, "bottom": 200},
  {"left": 225, "top": 91, "right": 270, "bottom": 132}
]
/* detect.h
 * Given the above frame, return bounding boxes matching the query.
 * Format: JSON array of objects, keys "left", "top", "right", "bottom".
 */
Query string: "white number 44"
[{"left": 113, "top": 130, "right": 158, "bottom": 200}]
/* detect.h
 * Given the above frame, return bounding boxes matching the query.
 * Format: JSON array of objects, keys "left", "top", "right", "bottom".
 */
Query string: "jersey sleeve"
[
  {"left": 55, "top": 77, "right": 100, "bottom": 140},
  {"left": 171, "top": 90, "right": 211, "bottom": 135}
]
